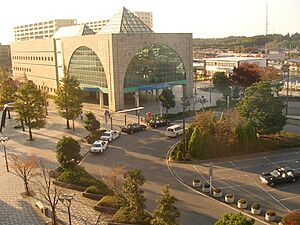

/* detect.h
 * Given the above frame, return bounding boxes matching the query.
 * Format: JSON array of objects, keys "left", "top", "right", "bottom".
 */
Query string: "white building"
[
  {"left": 14, "top": 19, "right": 77, "bottom": 41},
  {"left": 204, "top": 57, "right": 267, "bottom": 77}
]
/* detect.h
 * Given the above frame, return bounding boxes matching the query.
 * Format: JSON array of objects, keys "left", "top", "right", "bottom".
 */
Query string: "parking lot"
[{"left": 172, "top": 149, "right": 300, "bottom": 217}]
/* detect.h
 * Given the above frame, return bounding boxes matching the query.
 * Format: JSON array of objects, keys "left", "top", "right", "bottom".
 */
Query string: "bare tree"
[
  {"left": 37, "top": 167, "right": 61, "bottom": 225},
  {"left": 102, "top": 165, "right": 124, "bottom": 196},
  {"left": 9, "top": 154, "right": 39, "bottom": 195}
]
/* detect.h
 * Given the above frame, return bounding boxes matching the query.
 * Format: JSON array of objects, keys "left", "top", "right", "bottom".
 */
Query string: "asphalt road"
[{"left": 80, "top": 127, "right": 266, "bottom": 225}]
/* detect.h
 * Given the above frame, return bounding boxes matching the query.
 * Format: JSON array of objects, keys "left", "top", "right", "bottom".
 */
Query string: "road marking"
[
  {"left": 193, "top": 165, "right": 208, "bottom": 181},
  {"left": 267, "top": 183, "right": 300, "bottom": 193},
  {"left": 256, "top": 183, "right": 291, "bottom": 212},
  {"left": 279, "top": 195, "right": 300, "bottom": 201},
  {"left": 263, "top": 157, "right": 280, "bottom": 167},
  {"left": 230, "top": 161, "right": 240, "bottom": 169}
]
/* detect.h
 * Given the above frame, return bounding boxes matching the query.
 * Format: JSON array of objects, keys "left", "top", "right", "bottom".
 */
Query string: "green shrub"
[
  {"left": 97, "top": 195, "right": 126, "bottom": 209},
  {"left": 57, "top": 166, "right": 109, "bottom": 195},
  {"left": 112, "top": 208, "right": 129, "bottom": 223},
  {"left": 85, "top": 185, "right": 103, "bottom": 195}
]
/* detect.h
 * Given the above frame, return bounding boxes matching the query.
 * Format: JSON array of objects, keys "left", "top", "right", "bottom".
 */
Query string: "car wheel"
[
  {"left": 270, "top": 182, "right": 274, "bottom": 187},
  {"left": 154, "top": 124, "right": 157, "bottom": 128},
  {"left": 130, "top": 130, "right": 134, "bottom": 134},
  {"left": 292, "top": 178, "right": 296, "bottom": 182}
]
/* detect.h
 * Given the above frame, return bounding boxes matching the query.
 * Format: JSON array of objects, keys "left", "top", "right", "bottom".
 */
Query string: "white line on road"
[
  {"left": 230, "top": 161, "right": 240, "bottom": 169},
  {"left": 256, "top": 183, "right": 291, "bottom": 212},
  {"left": 263, "top": 157, "right": 280, "bottom": 167},
  {"left": 267, "top": 183, "right": 300, "bottom": 193},
  {"left": 279, "top": 195, "right": 300, "bottom": 201}
]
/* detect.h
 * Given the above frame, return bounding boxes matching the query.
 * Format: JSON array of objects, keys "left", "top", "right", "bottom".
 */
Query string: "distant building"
[
  {"left": 79, "top": 11, "right": 153, "bottom": 33},
  {"left": 14, "top": 19, "right": 77, "bottom": 41},
  {"left": 204, "top": 57, "right": 267, "bottom": 77},
  {"left": 0, "top": 44, "right": 12, "bottom": 70}
]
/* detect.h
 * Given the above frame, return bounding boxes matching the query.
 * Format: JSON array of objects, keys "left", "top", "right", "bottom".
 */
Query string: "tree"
[
  {"left": 212, "top": 72, "right": 231, "bottom": 98},
  {"left": 237, "top": 81, "right": 286, "bottom": 135},
  {"left": 259, "top": 66, "right": 281, "bottom": 81},
  {"left": 0, "top": 68, "right": 18, "bottom": 118},
  {"left": 215, "top": 213, "right": 255, "bottom": 225},
  {"left": 230, "top": 63, "right": 261, "bottom": 90},
  {"left": 103, "top": 165, "right": 124, "bottom": 197},
  {"left": 114, "top": 169, "right": 148, "bottom": 224},
  {"left": 151, "top": 185, "right": 180, "bottom": 225},
  {"left": 9, "top": 154, "right": 39, "bottom": 195},
  {"left": 56, "top": 136, "right": 81, "bottom": 168},
  {"left": 37, "top": 167, "right": 61, "bottom": 225},
  {"left": 188, "top": 126, "right": 202, "bottom": 158},
  {"left": 83, "top": 112, "right": 101, "bottom": 143},
  {"left": 159, "top": 89, "right": 175, "bottom": 115},
  {"left": 14, "top": 80, "right": 46, "bottom": 140},
  {"left": 54, "top": 67, "right": 82, "bottom": 129}
]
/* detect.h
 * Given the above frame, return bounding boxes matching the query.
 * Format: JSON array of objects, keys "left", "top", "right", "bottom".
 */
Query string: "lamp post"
[
  {"left": 0, "top": 137, "right": 9, "bottom": 172},
  {"left": 281, "top": 64, "right": 290, "bottom": 116},
  {"left": 58, "top": 193, "right": 75, "bottom": 225}
]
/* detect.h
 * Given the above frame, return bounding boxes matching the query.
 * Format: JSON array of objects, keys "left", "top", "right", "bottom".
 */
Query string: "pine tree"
[
  {"left": 151, "top": 185, "right": 180, "bottom": 225},
  {"left": 54, "top": 67, "right": 82, "bottom": 129},
  {"left": 14, "top": 80, "right": 46, "bottom": 140},
  {"left": 159, "top": 88, "right": 175, "bottom": 115}
]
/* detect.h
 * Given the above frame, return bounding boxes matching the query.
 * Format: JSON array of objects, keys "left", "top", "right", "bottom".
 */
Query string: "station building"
[{"left": 11, "top": 7, "right": 193, "bottom": 111}]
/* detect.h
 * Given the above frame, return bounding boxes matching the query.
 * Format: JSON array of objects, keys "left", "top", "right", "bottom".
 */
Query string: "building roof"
[
  {"left": 205, "top": 56, "right": 267, "bottom": 62},
  {"left": 52, "top": 24, "right": 95, "bottom": 39},
  {"left": 99, "top": 7, "right": 153, "bottom": 34}
]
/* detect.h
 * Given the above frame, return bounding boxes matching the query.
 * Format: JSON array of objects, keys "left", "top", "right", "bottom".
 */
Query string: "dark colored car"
[
  {"left": 147, "top": 118, "right": 171, "bottom": 128},
  {"left": 260, "top": 167, "right": 299, "bottom": 186},
  {"left": 121, "top": 123, "right": 147, "bottom": 134}
]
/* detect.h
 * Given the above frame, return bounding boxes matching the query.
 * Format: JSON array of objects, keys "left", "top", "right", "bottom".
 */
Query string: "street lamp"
[
  {"left": 0, "top": 137, "right": 9, "bottom": 172},
  {"left": 281, "top": 64, "right": 290, "bottom": 116},
  {"left": 58, "top": 193, "right": 75, "bottom": 225}
]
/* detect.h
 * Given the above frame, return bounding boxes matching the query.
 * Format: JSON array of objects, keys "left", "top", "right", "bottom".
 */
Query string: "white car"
[
  {"left": 90, "top": 140, "right": 108, "bottom": 153},
  {"left": 100, "top": 130, "right": 120, "bottom": 142}
]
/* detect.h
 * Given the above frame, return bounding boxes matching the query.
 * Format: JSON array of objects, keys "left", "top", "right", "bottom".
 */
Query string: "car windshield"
[
  {"left": 166, "top": 128, "right": 173, "bottom": 132},
  {"left": 93, "top": 144, "right": 102, "bottom": 148},
  {"left": 270, "top": 170, "right": 280, "bottom": 177},
  {"left": 102, "top": 133, "right": 110, "bottom": 137}
]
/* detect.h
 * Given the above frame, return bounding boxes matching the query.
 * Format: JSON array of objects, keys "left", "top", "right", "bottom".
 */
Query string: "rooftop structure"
[{"left": 52, "top": 25, "right": 95, "bottom": 39}]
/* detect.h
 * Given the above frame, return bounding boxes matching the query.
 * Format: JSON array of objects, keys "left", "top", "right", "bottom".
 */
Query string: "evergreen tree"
[
  {"left": 14, "top": 80, "right": 46, "bottom": 140},
  {"left": 237, "top": 81, "right": 286, "bottom": 134},
  {"left": 56, "top": 136, "right": 81, "bottom": 168},
  {"left": 0, "top": 68, "right": 17, "bottom": 118},
  {"left": 151, "top": 185, "right": 180, "bottom": 225},
  {"left": 120, "top": 169, "right": 148, "bottom": 224},
  {"left": 54, "top": 67, "right": 82, "bottom": 129},
  {"left": 215, "top": 213, "right": 255, "bottom": 225},
  {"left": 83, "top": 112, "right": 100, "bottom": 143},
  {"left": 188, "top": 126, "right": 202, "bottom": 158},
  {"left": 159, "top": 89, "right": 175, "bottom": 115}
]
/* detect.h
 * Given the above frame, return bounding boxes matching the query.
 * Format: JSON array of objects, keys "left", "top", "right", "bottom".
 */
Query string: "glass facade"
[
  {"left": 124, "top": 44, "right": 186, "bottom": 92},
  {"left": 68, "top": 46, "right": 108, "bottom": 92}
]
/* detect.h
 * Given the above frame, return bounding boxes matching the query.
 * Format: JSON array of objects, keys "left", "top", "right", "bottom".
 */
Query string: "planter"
[
  {"left": 202, "top": 184, "right": 210, "bottom": 193},
  {"left": 237, "top": 199, "right": 247, "bottom": 209},
  {"left": 52, "top": 180, "right": 86, "bottom": 192},
  {"left": 251, "top": 203, "right": 262, "bottom": 215},
  {"left": 213, "top": 188, "right": 222, "bottom": 198},
  {"left": 82, "top": 192, "right": 103, "bottom": 201},
  {"left": 225, "top": 194, "right": 235, "bottom": 203},
  {"left": 265, "top": 210, "right": 276, "bottom": 222},
  {"left": 192, "top": 179, "right": 201, "bottom": 187},
  {"left": 93, "top": 205, "right": 118, "bottom": 215}
]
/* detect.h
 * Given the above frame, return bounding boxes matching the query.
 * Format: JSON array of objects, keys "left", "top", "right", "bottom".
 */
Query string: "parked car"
[
  {"left": 90, "top": 140, "right": 108, "bottom": 153},
  {"left": 147, "top": 118, "right": 171, "bottom": 128},
  {"left": 121, "top": 123, "right": 147, "bottom": 134},
  {"left": 165, "top": 124, "right": 184, "bottom": 137},
  {"left": 100, "top": 130, "right": 120, "bottom": 142},
  {"left": 260, "top": 167, "right": 300, "bottom": 186}
]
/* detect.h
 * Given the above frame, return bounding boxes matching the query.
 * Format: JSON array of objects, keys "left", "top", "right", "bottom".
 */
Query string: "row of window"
[
  {"left": 12, "top": 55, "right": 54, "bottom": 61},
  {"left": 14, "top": 67, "right": 31, "bottom": 72},
  {"left": 15, "top": 30, "right": 55, "bottom": 36},
  {"left": 206, "top": 61, "right": 237, "bottom": 67}
]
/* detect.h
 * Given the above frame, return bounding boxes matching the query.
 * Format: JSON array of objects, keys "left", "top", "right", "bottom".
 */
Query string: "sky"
[{"left": 0, "top": 0, "right": 299, "bottom": 44}]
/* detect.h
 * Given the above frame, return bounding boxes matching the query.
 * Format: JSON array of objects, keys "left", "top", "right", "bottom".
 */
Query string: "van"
[{"left": 165, "top": 124, "right": 184, "bottom": 137}]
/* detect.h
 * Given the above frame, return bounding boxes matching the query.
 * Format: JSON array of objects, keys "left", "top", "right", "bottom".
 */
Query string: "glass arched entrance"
[{"left": 124, "top": 44, "right": 186, "bottom": 93}]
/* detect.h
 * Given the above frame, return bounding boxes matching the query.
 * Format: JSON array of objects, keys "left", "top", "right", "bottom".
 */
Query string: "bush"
[
  {"left": 86, "top": 129, "right": 106, "bottom": 144},
  {"left": 266, "top": 210, "right": 276, "bottom": 216},
  {"left": 193, "top": 179, "right": 200, "bottom": 183},
  {"left": 282, "top": 212, "right": 300, "bottom": 225},
  {"left": 85, "top": 185, "right": 103, "bottom": 195},
  {"left": 97, "top": 195, "right": 126, "bottom": 209},
  {"left": 251, "top": 203, "right": 261, "bottom": 210},
  {"left": 112, "top": 207, "right": 151, "bottom": 225},
  {"left": 49, "top": 167, "right": 63, "bottom": 179},
  {"left": 57, "top": 166, "right": 109, "bottom": 195}
]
